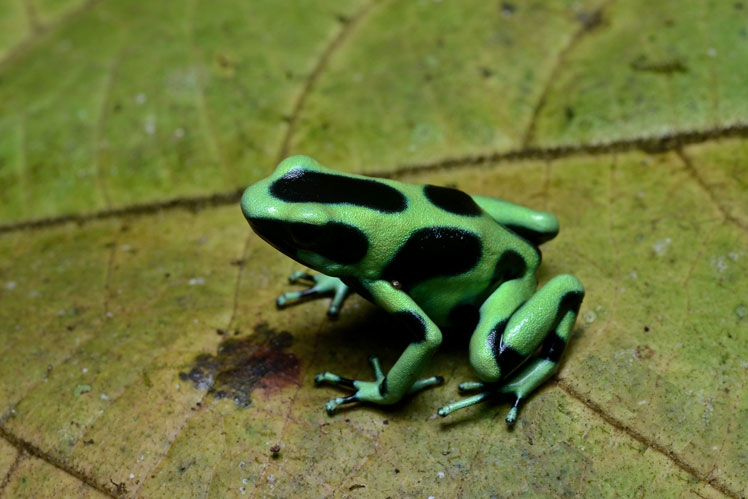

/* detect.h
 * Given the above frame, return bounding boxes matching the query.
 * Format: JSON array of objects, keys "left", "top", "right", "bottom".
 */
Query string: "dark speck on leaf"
[
  {"left": 577, "top": 10, "right": 602, "bottom": 30},
  {"left": 630, "top": 55, "right": 688, "bottom": 74},
  {"left": 110, "top": 479, "right": 127, "bottom": 494},
  {"left": 500, "top": 2, "right": 516, "bottom": 16},
  {"left": 179, "top": 322, "right": 300, "bottom": 408}
]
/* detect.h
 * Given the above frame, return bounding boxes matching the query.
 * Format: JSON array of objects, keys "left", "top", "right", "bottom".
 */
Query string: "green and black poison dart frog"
[{"left": 241, "top": 155, "right": 584, "bottom": 423}]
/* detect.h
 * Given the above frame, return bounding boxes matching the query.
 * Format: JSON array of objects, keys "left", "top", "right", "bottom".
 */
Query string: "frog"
[{"left": 240, "top": 155, "right": 584, "bottom": 423}]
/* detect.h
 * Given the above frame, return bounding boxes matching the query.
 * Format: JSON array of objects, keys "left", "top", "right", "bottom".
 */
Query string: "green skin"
[{"left": 241, "top": 156, "right": 584, "bottom": 423}]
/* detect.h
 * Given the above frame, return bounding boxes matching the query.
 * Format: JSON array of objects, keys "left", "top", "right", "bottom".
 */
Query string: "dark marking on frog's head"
[
  {"left": 381, "top": 227, "right": 482, "bottom": 291},
  {"left": 423, "top": 185, "right": 482, "bottom": 217},
  {"left": 270, "top": 167, "right": 407, "bottom": 214},
  {"left": 179, "top": 322, "right": 300, "bottom": 408},
  {"left": 247, "top": 218, "right": 369, "bottom": 266}
]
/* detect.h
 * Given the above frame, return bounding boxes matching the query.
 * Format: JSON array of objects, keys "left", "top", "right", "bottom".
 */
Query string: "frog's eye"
[
  {"left": 288, "top": 221, "right": 369, "bottom": 265},
  {"left": 289, "top": 223, "right": 320, "bottom": 247}
]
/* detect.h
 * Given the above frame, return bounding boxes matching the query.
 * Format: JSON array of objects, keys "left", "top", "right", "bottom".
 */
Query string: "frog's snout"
[
  {"left": 240, "top": 181, "right": 271, "bottom": 221},
  {"left": 240, "top": 184, "right": 255, "bottom": 220}
]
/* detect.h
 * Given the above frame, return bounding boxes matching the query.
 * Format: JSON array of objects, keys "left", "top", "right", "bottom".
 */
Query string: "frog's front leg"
[
  {"left": 439, "top": 274, "right": 584, "bottom": 423},
  {"left": 276, "top": 271, "right": 350, "bottom": 317},
  {"left": 315, "top": 280, "right": 444, "bottom": 414}
]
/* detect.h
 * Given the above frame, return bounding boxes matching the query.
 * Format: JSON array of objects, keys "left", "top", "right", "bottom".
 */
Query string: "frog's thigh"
[
  {"left": 468, "top": 278, "right": 535, "bottom": 382},
  {"left": 470, "top": 274, "right": 583, "bottom": 382}
]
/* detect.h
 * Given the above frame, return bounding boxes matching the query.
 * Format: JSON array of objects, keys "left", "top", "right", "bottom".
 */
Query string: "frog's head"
[{"left": 240, "top": 155, "right": 370, "bottom": 274}]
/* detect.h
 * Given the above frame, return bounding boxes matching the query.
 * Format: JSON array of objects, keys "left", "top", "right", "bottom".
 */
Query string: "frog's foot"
[
  {"left": 276, "top": 272, "right": 350, "bottom": 317},
  {"left": 438, "top": 358, "right": 559, "bottom": 423},
  {"left": 315, "top": 355, "right": 444, "bottom": 415},
  {"left": 437, "top": 380, "right": 525, "bottom": 423}
]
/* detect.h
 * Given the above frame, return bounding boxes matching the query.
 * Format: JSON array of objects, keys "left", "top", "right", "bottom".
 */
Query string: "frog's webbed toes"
[
  {"left": 276, "top": 271, "right": 350, "bottom": 317},
  {"left": 315, "top": 355, "right": 443, "bottom": 415}
]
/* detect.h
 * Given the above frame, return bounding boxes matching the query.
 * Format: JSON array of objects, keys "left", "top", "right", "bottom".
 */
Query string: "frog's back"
[{"left": 357, "top": 177, "right": 541, "bottom": 328}]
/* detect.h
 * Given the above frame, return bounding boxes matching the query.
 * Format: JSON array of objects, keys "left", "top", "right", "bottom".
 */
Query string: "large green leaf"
[{"left": 1, "top": 0, "right": 746, "bottom": 497}]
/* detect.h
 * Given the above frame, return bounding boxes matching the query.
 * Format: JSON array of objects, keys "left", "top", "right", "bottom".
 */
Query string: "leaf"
[{"left": 0, "top": 0, "right": 746, "bottom": 497}]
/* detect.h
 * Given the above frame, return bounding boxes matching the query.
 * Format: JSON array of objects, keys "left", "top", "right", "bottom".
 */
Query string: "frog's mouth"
[
  {"left": 246, "top": 217, "right": 299, "bottom": 259},
  {"left": 247, "top": 217, "right": 369, "bottom": 266}
]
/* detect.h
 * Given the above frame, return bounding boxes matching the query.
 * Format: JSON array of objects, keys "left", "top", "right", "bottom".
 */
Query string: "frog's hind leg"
[
  {"left": 439, "top": 274, "right": 584, "bottom": 422},
  {"left": 472, "top": 195, "right": 559, "bottom": 245},
  {"left": 276, "top": 272, "right": 350, "bottom": 317}
]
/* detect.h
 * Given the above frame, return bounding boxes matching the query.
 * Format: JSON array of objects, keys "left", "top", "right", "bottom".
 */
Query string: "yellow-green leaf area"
[
  {"left": 530, "top": 0, "right": 748, "bottom": 147},
  {"left": 1, "top": 1, "right": 747, "bottom": 497},
  {"left": 0, "top": 0, "right": 367, "bottom": 224}
]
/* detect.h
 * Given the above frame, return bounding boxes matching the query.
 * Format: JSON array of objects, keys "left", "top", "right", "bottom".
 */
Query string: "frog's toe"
[
  {"left": 408, "top": 375, "right": 444, "bottom": 394},
  {"left": 326, "top": 304, "right": 340, "bottom": 318},
  {"left": 505, "top": 400, "right": 521, "bottom": 424},
  {"left": 457, "top": 381, "right": 485, "bottom": 393},
  {"left": 325, "top": 394, "right": 358, "bottom": 414},
  {"left": 276, "top": 292, "right": 295, "bottom": 308},
  {"left": 276, "top": 272, "right": 350, "bottom": 316},
  {"left": 437, "top": 391, "right": 492, "bottom": 417},
  {"left": 288, "top": 271, "right": 315, "bottom": 284},
  {"left": 314, "top": 371, "right": 356, "bottom": 389},
  {"left": 276, "top": 289, "right": 311, "bottom": 308},
  {"left": 437, "top": 381, "right": 523, "bottom": 423}
]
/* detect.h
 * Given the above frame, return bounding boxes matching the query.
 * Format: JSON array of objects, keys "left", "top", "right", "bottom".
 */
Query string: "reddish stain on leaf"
[{"left": 179, "top": 322, "right": 300, "bottom": 408}]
